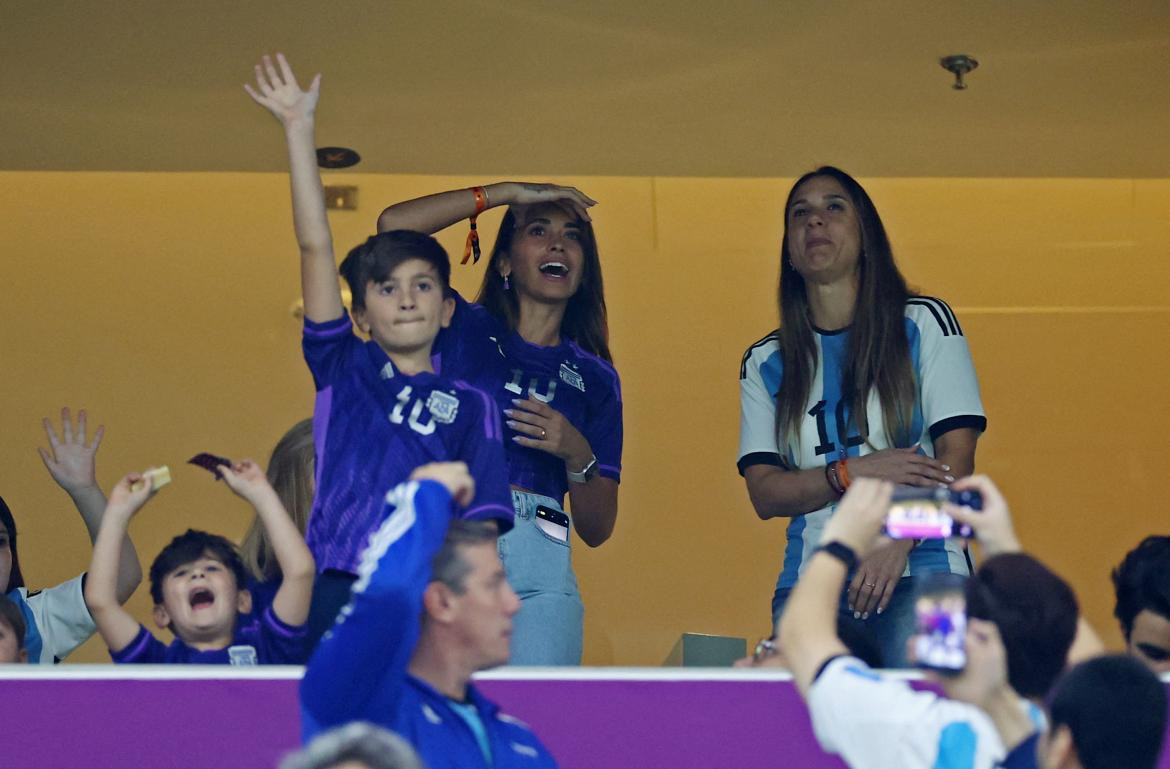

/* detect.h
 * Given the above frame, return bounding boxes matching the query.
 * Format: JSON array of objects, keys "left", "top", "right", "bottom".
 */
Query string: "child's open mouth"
[{"left": 188, "top": 588, "right": 215, "bottom": 610}]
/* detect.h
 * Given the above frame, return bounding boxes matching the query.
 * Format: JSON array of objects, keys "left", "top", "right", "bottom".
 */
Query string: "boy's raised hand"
[
  {"left": 244, "top": 53, "right": 320, "bottom": 127},
  {"left": 106, "top": 472, "right": 161, "bottom": 520},
  {"left": 218, "top": 459, "right": 277, "bottom": 504},
  {"left": 38, "top": 407, "right": 104, "bottom": 496}
]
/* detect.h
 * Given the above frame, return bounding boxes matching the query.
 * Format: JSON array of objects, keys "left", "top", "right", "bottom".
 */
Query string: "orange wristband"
[
  {"left": 462, "top": 186, "right": 489, "bottom": 265},
  {"left": 837, "top": 457, "right": 852, "bottom": 490}
]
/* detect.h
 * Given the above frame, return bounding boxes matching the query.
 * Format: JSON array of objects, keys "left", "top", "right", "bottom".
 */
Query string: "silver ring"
[
  {"left": 864, "top": 582, "right": 877, "bottom": 588},
  {"left": 540, "top": 428, "right": 546, "bottom": 439}
]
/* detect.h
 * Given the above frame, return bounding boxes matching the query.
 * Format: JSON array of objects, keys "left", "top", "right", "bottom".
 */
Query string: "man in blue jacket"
[{"left": 300, "top": 463, "right": 558, "bottom": 769}]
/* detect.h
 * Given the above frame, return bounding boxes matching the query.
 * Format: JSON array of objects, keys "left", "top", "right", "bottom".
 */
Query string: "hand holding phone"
[
  {"left": 884, "top": 486, "right": 982, "bottom": 540},
  {"left": 942, "top": 475, "right": 1021, "bottom": 556}
]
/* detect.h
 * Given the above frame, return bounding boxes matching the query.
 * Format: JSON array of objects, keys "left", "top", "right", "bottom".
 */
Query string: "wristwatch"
[{"left": 566, "top": 454, "right": 599, "bottom": 483}]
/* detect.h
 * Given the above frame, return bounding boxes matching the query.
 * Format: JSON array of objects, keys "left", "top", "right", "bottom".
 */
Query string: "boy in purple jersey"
[
  {"left": 245, "top": 54, "right": 513, "bottom": 641},
  {"left": 86, "top": 460, "right": 315, "bottom": 664}
]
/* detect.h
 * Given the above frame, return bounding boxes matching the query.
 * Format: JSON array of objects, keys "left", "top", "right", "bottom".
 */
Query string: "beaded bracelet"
[{"left": 825, "top": 461, "right": 845, "bottom": 496}]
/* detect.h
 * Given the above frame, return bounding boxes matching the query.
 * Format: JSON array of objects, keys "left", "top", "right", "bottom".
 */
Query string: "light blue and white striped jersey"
[
  {"left": 737, "top": 297, "right": 986, "bottom": 590},
  {"left": 809, "top": 656, "right": 1007, "bottom": 769}
]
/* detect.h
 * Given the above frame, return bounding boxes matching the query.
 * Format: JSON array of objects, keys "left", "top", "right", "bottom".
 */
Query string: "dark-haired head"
[
  {"left": 1112, "top": 535, "right": 1170, "bottom": 673},
  {"left": 0, "top": 496, "right": 25, "bottom": 593},
  {"left": 1046, "top": 654, "right": 1168, "bottom": 769},
  {"left": 149, "top": 529, "right": 247, "bottom": 605},
  {"left": 430, "top": 520, "right": 500, "bottom": 594},
  {"left": 966, "top": 553, "right": 1078, "bottom": 699},
  {"left": 775, "top": 167, "right": 914, "bottom": 454},
  {"left": 476, "top": 202, "right": 612, "bottom": 362},
  {"left": 339, "top": 230, "right": 452, "bottom": 314}
]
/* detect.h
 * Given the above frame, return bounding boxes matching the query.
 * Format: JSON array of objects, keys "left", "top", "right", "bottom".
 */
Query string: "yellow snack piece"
[{"left": 131, "top": 465, "right": 172, "bottom": 492}]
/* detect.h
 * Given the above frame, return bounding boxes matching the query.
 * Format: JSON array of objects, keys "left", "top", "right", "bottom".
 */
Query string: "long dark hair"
[
  {"left": 776, "top": 166, "right": 915, "bottom": 455},
  {"left": 475, "top": 202, "right": 612, "bottom": 362},
  {"left": 1, "top": 496, "right": 25, "bottom": 593}
]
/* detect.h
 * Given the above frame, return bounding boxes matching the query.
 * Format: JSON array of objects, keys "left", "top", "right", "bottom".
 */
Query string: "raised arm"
[
  {"left": 38, "top": 408, "right": 141, "bottom": 603},
  {"left": 84, "top": 472, "right": 161, "bottom": 654},
  {"left": 377, "top": 182, "right": 596, "bottom": 235},
  {"left": 301, "top": 467, "right": 465, "bottom": 732},
  {"left": 779, "top": 479, "right": 893, "bottom": 695},
  {"left": 219, "top": 460, "right": 315, "bottom": 626},
  {"left": 245, "top": 53, "right": 343, "bottom": 323}
]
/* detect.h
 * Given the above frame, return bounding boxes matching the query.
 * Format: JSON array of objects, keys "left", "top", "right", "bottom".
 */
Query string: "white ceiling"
[{"left": 4, "top": 1, "right": 1169, "bottom": 177}]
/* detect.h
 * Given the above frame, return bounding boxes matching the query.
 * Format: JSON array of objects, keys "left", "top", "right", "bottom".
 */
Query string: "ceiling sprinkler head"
[{"left": 940, "top": 54, "right": 979, "bottom": 90}]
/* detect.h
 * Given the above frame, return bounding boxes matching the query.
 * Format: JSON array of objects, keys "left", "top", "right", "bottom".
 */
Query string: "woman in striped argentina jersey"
[{"left": 737, "top": 166, "right": 987, "bottom": 667}]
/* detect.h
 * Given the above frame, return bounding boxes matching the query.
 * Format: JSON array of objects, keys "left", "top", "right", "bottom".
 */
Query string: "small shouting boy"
[
  {"left": 85, "top": 461, "right": 314, "bottom": 664},
  {"left": 246, "top": 53, "right": 513, "bottom": 638}
]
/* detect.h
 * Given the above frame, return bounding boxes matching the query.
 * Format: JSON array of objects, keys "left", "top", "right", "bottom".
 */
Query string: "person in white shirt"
[{"left": 778, "top": 476, "right": 1080, "bottom": 769}]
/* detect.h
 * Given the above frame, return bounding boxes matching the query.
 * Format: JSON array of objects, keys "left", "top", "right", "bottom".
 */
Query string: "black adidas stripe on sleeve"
[
  {"left": 907, "top": 297, "right": 963, "bottom": 337},
  {"left": 740, "top": 330, "right": 780, "bottom": 379}
]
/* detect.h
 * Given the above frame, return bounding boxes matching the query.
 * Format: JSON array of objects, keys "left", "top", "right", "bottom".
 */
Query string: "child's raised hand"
[
  {"left": 37, "top": 407, "right": 104, "bottom": 496},
  {"left": 218, "top": 459, "right": 276, "bottom": 503},
  {"left": 244, "top": 53, "right": 320, "bottom": 128},
  {"left": 411, "top": 462, "right": 475, "bottom": 507},
  {"left": 106, "top": 472, "right": 160, "bottom": 520}
]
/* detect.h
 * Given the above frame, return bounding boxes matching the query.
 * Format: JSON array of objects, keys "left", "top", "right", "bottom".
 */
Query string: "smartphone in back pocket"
[{"left": 535, "top": 505, "right": 570, "bottom": 543}]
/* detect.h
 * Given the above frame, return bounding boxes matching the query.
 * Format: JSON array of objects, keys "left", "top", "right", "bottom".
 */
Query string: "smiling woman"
[
  {"left": 737, "top": 166, "right": 987, "bottom": 668},
  {"left": 378, "top": 182, "right": 623, "bottom": 666}
]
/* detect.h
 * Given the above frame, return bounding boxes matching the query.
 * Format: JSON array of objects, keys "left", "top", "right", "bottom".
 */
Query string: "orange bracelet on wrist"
[
  {"left": 837, "top": 457, "right": 852, "bottom": 490},
  {"left": 462, "top": 186, "right": 489, "bottom": 265}
]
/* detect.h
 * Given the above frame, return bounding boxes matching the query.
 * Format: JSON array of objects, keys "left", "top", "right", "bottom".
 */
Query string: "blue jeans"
[
  {"left": 498, "top": 490, "right": 584, "bottom": 665},
  {"left": 772, "top": 576, "right": 922, "bottom": 668}
]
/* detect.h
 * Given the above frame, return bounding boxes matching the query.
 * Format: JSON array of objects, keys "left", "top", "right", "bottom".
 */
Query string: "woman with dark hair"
[
  {"left": 378, "top": 183, "right": 621, "bottom": 665},
  {"left": 738, "top": 167, "right": 986, "bottom": 666}
]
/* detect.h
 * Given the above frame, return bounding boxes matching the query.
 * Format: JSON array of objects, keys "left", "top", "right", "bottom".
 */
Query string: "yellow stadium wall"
[{"left": 2, "top": 171, "right": 1167, "bottom": 665}]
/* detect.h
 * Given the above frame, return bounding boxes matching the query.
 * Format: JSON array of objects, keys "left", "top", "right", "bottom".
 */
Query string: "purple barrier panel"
[
  {"left": 4, "top": 668, "right": 1169, "bottom": 769},
  {"left": 6, "top": 668, "right": 302, "bottom": 769},
  {"left": 476, "top": 670, "right": 848, "bottom": 769}
]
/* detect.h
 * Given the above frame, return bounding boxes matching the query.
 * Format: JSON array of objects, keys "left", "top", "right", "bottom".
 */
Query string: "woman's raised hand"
[
  {"left": 498, "top": 182, "right": 597, "bottom": 222},
  {"left": 848, "top": 446, "right": 954, "bottom": 487},
  {"left": 244, "top": 53, "right": 320, "bottom": 128}
]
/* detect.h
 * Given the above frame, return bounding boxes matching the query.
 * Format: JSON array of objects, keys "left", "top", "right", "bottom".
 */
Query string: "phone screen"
[
  {"left": 884, "top": 486, "right": 974, "bottom": 539},
  {"left": 885, "top": 497, "right": 955, "bottom": 539},
  {"left": 911, "top": 589, "right": 967, "bottom": 674},
  {"left": 535, "top": 505, "right": 570, "bottom": 543}
]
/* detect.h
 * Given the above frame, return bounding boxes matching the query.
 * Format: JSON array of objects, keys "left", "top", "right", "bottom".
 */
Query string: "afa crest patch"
[
  {"left": 427, "top": 391, "right": 460, "bottom": 424},
  {"left": 559, "top": 363, "right": 585, "bottom": 392}
]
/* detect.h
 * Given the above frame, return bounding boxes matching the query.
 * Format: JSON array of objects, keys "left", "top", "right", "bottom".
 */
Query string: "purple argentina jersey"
[
  {"left": 303, "top": 313, "right": 514, "bottom": 574},
  {"left": 110, "top": 605, "right": 309, "bottom": 664},
  {"left": 435, "top": 293, "right": 622, "bottom": 503}
]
